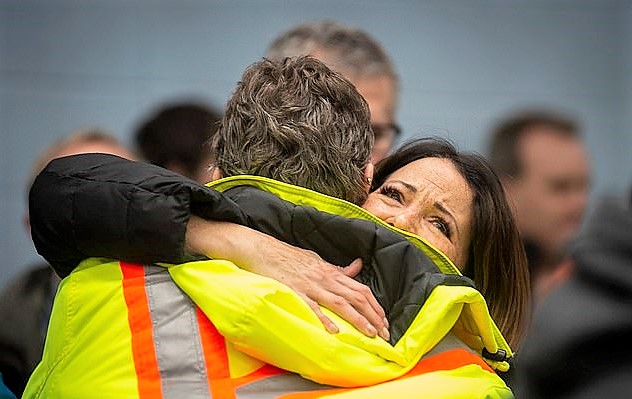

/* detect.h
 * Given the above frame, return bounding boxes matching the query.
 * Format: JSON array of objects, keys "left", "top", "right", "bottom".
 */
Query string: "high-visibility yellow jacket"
[{"left": 24, "top": 176, "right": 513, "bottom": 399}]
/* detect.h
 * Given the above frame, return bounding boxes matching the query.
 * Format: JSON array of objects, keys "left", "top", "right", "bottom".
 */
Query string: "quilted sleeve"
[{"left": 28, "top": 153, "right": 248, "bottom": 278}]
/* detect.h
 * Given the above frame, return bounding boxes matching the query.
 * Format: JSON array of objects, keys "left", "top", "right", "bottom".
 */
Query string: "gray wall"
[
  {"left": 624, "top": 1, "right": 632, "bottom": 183},
  {"left": 2, "top": 0, "right": 631, "bottom": 287}
]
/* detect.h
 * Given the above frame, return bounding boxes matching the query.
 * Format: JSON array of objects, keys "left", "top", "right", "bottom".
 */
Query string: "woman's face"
[{"left": 363, "top": 157, "right": 474, "bottom": 268}]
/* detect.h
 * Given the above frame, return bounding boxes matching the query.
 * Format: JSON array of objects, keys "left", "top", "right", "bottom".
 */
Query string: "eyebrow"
[{"left": 391, "top": 180, "right": 418, "bottom": 193}]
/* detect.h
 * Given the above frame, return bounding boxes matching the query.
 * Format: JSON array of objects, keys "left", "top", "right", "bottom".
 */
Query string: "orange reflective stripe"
[
  {"left": 275, "top": 348, "right": 494, "bottom": 398},
  {"left": 405, "top": 348, "right": 495, "bottom": 377},
  {"left": 121, "top": 262, "right": 163, "bottom": 399},
  {"left": 197, "top": 307, "right": 236, "bottom": 398}
]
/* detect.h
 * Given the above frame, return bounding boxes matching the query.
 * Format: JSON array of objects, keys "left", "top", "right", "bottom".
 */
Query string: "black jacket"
[
  {"left": 0, "top": 264, "right": 59, "bottom": 396},
  {"left": 514, "top": 195, "right": 632, "bottom": 398},
  {"left": 29, "top": 153, "right": 476, "bottom": 345}
]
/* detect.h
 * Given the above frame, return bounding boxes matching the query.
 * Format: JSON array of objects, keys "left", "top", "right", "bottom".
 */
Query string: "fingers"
[
  {"left": 338, "top": 259, "right": 389, "bottom": 341},
  {"left": 302, "top": 295, "right": 339, "bottom": 334},
  {"left": 342, "top": 258, "right": 363, "bottom": 277},
  {"left": 311, "top": 278, "right": 388, "bottom": 340},
  {"left": 270, "top": 248, "right": 390, "bottom": 342},
  {"left": 320, "top": 292, "right": 378, "bottom": 338},
  {"left": 335, "top": 280, "right": 389, "bottom": 341}
]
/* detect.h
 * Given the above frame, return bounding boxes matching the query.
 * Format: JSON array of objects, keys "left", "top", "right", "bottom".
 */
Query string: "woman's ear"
[{"left": 363, "top": 162, "right": 375, "bottom": 192}]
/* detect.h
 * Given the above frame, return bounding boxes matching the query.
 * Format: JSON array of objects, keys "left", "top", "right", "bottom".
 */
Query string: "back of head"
[
  {"left": 213, "top": 56, "right": 373, "bottom": 204},
  {"left": 135, "top": 102, "right": 221, "bottom": 182},
  {"left": 31, "top": 128, "right": 133, "bottom": 181},
  {"left": 488, "top": 109, "right": 579, "bottom": 179},
  {"left": 374, "top": 137, "right": 530, "bottom": 349},
  {"left": 27, "top": 128, "right": 133, "bottom": 222},
  {"left": 266, "top": 20, "right": 397, "bottom": 82}
]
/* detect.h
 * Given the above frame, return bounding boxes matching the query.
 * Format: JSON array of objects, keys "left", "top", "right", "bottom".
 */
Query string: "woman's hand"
[
  {"left": 255, "top": 241, "right": 390, "bottom": 341},
  {"left": 185, "top": 216, "right": 389, "bottom": 341}
]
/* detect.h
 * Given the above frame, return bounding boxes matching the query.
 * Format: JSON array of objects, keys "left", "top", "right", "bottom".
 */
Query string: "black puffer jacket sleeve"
[
  {"left": 29, "top": 154, "right": 478, "bottom": 345},
  {"left": 29, "top": 154, "right": 248, "bottom": 278}
]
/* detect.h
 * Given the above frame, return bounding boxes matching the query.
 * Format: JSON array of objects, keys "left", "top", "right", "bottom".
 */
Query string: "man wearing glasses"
[{"left": 266, "top": 20, "right": 402, "bottom": 163}]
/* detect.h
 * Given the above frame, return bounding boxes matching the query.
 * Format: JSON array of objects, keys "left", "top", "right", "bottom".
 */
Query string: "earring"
[{"left": 366, "top": 176, "right": 372, "bottom": 184}]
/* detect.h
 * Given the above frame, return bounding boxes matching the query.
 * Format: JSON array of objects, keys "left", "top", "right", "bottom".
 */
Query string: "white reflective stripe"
[
  {"left": 144, "top": 265, "right": 212, "bottom": 399},
  {"left": 236, "top": 373, "right": 333, "bottom": 399},
  {"left": 424, "top": 332, "right": 477, "bottom": 359},
  {"left": 233, "top": 334, "right": 478, "bottom": 398}
]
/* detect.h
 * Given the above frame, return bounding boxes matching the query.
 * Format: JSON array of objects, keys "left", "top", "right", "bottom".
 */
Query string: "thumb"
[{"left": 342, "top": 258, "right": 363, "bottom": 278}]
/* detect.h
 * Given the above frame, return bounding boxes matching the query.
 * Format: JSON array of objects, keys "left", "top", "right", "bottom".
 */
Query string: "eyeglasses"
[{"left": 371, "top": 123, "right": 402, "bottom": 142}]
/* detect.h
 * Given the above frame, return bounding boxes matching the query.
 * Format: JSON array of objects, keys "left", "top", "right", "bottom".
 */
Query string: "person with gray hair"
[
  {"left": 212, "top": 55, "right": 373, "bottom": 205},
  {"left": 266, "top": 20, "right": 400, "bottom": 163}
]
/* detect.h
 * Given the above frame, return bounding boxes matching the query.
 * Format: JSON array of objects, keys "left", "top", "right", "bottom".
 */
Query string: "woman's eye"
[
  {"left": 431, "top": 219, "right": 451, "bottom": 238},
  {"left": 379, "top": 186, "right": 403, "bottom": 203}
]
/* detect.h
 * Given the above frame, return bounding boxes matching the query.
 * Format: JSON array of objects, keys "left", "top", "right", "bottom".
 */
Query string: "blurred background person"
[
  {"left": 0, "top": 130, "right": 133, "bottom": 397},
  {"left": 514, "top": 189, "right": 632, "bottom": 398},
  {"left": 487, "top": 110, "right": 591, "bottom": 305},
  {"left": 134, "top": 101, "right": 222, "bottom": 183},
  {"left": 266, "top": 20, "right": 401, "bottom": 163}
]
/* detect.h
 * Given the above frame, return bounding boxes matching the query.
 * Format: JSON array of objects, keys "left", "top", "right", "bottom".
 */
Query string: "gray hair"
[
  {"left": 266, "top": 20, "right": 397, "bottom": 81},
  {"left": 213, "top": 56, "right": 373, "bottom": 204}
]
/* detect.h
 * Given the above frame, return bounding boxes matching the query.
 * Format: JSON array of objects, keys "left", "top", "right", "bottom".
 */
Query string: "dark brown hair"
[
  {"left": 135, "top": 102, "right": 221, "bottom": 179},
  {"left": 373, "top": 137, "right": 531, "bottom": 349}
]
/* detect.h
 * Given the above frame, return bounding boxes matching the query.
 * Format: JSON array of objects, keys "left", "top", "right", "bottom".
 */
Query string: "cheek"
[
  {"left": 422, "top": 226, "right": 470, "bottom": 269},
  {"left": 446, "top": 224, "right": 470, "bottom": 269},
  {"left": 450, "top": 249, "right": 466, "bottom": 271},
  {"left": 409, "top": 223, "right": 457, "bottom": 265},
  {"left": 426, "top": 232, "right": 456, "bottom": 262}
]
